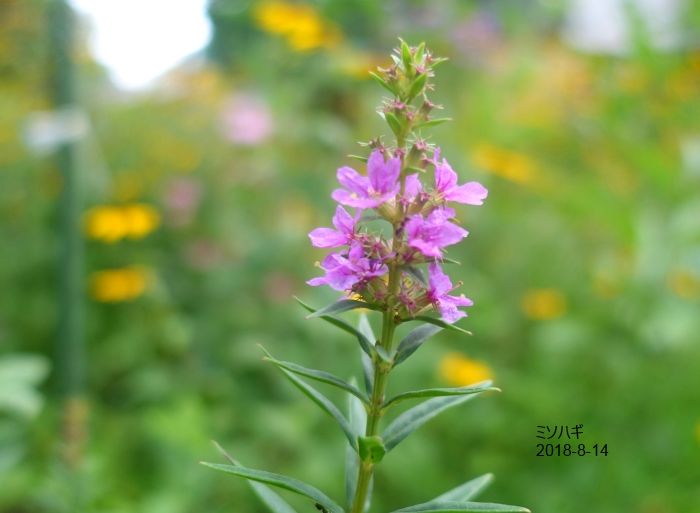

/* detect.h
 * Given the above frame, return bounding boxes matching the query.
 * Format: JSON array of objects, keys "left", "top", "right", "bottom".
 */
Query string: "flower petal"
[
  {"left": 446, "top": 181, "right": 488, "bottom": 205},
  {"left": 331, "top": 205, "right": 356, "bottom": 235},
  {"left": 337, "top": 166, "right": 370, "bottom": 196},
  {"left": 404, "top": 173, "right": 423, "bottom": 202},
  {"left": 308, "top": 227, "right": 347, "bottom": 248},
  {"left": 332, "top": 189, "right": 380, "bottom": 208},
  {"left": 367, "top": 150, "right": 400, "bottom": 194}
]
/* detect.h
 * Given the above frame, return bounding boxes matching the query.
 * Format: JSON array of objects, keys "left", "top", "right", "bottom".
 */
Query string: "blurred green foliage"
[{"left": 1, "top": 1, "right": 699, "bottom": 512}]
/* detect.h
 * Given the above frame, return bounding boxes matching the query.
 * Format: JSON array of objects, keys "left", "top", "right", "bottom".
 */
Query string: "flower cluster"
[
  {"left": 307, "top": 42, "right": 488, "bottom": 324},
  {"left": 308, "top": 145, "right": 486, "bottom": 322}
]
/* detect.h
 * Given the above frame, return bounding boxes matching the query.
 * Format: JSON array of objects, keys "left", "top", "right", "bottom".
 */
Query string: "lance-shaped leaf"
[
  {"left": 393, "top": 324, "right": 443, "bottom": 367},
  {"left": 357, "top": 314, "right": 376, "bottom": 394},
  {"left": 390, "top": 501, "right": 530, "bottom": 513},
  {"left": 201, "top": 462, "right": 345, "bottom": 513},
  {"left": 382, "top": 394, "right": 481, "bottom": 451},
  {"left": 383, "top": 382, "right": 497, "bottom": 409},
  {"left": 262, "top": 349, "right": 369, "bottom": 405},
  {"left": 345, "top": 383, "right": 366, "bottom": 508},
  {"left": 369, "top": 71, "right": 398, "bottom": 96},
  {"left": 433, "top": 473, "right": 494, "bottom": 502},
  {"left": 212, "top": 442, "right": 298, "bottom": 513},
  {"left": 272, "top": 364, "right": 357, "bottom": 450},
  {"left": 415, "top": 117, "right": 452, "bottom": 129},
  {"left": 306, "top": 299, "right": 381, "bottom": 318},
  {"left": 296, "top": 297, "right": 373, "bottom": 356},
  {"left": 401, "top": 315, "right": 472, "bottom": 336}
]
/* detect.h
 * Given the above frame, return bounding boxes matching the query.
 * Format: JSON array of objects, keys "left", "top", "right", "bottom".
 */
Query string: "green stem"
[{"left": 350, "top": 233, "right": 402, "bottom": 513}]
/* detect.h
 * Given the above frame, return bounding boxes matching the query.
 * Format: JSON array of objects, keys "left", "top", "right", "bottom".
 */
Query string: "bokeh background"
[{"left": 2, "top": 1, "right": 700, "bottom": 512}]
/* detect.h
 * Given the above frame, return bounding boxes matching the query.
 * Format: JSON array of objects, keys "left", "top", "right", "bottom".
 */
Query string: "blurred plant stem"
[{"left": 49, "top": 0, "right": 86, "bottom": 471}]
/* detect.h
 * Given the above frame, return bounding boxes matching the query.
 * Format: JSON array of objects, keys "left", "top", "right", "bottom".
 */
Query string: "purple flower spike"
[
  {"left": 405, "top": 207, "right": 468, "bottom": 258},
  {"left": 434, "top": 154, "right": 488, "bottom": 205},
  {"left": 427, "top": 262, "right": 473, "bottom": 323},
  {"left": 308, "top": 206, "right": 360, "bottom": 248},
  {"left": 332, "top": 150, "right": 401, "bottom": 208},
  {"left": 307, "top": 242, "right": 388, "bottom": 291}
]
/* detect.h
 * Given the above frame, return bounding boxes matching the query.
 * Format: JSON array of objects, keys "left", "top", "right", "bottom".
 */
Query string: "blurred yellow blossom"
[
  {"left": 84, "top": 204, "right": 160, "bottom": 243},
  {"left": 521, "top": 288, "right": 567, "bottom": 320},
  {"left": 667, "top": 269, "right": 700, "bottom": 300},
  {"left": 471, "top": 143, "right": 537, "bottom": 185},
  {"left": 695, "top": 421, "right": 700, "bottom": 445},
  {"left": 439, "top": 353, "right": 493, "bottom": 387},
  {"left": 90, "top": 266, "right": 149, "bottom": 303},
  {"left": 253, "top": 1, "right": 341, "bottom": 52}
]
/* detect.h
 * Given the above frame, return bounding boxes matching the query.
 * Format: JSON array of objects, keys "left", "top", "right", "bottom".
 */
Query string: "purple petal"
[
  {"left": 437, "top": 299, "right": 467, "bottom": 323},
  {"left": 307, "top": 276, "right": 327, "bottom": 287},
  {"left": 435, "top": 159, "right": 458, "bottom": 193},
  {"left": 428, "top": 262, "right": 453, "bottom": 296},
  {"left": 367, "top": 150, "right": 400, "bottom": 194},
  {"left": 331, "top": 205, "right": 356, "bottom": 235},
  {"left": 332, "top": 189, "right": 381, "bottom": 208},
  {"left": 308, "top": 227, "right": 347, "bottom": 248},
  {"left": 433, "top": 221, "right": 469, "bottom": 247},
  {"left": 445, "top": 181, "right": 488, "bottom": 205},
  {"left": 404, "top": 173, "right": 423, "bottom": 201},
  {"left": 337, "top": 166, "right": 370, "bottom": 196}
]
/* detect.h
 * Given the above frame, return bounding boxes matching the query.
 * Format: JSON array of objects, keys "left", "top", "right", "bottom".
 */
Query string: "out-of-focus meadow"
[{"left": 2, "top": 1, "right": 700, "bottom": 512}]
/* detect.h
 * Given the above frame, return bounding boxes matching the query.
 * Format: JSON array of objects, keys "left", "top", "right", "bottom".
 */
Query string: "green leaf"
[
  {"left": 385, "top": 112, "right": 404, "bottom": 138},
  {"left": 262, "top": 350, "right": 369, "bottom": 405},
  {"left": 369, "top": 71, "right": 398, "bottom": 96},
  {"left": 348, "top": 154, "right": 369, "bottom": 163},
  {"left": 374, "top": 344, "right": 393, "bottom": 364},
  {"left": 202, "top": 462, "right": 344, "bottom": 513},
  {"left": 358, "top": 435, "right": 386, "bottom": 463},
  {"left": 415, "top": 117, "right": 452, "bottom": 129},
  {"left": 382, "top": 394, "right": 481, "bottom": 451},
  {"left": 400, "top": 38, "right": 413, "bottom": 72},
  {"left": 272, "top": 364, "right": 357, "bottom": 450},
  {"left": 405, "top": 316, "right": 472, "bottom": 336},
  {"left": 391, "top": 501, "right": 530, "bottom": 513},
  {"left": 212, "top": 442, "right": 298, "bottom": 513},
  {"left": 357, "top": 314, "right": 375, "bottom": 394},
  {"left": 407, "top": 73, "right": 427, "bottom": 101},
  {"left": 434, "top": 473, "right": 494, "bottom": 502},
  {"left": 393, "top": 324, "right": 443, "bottom": 367},
  {"left": 383, "top": 382, "right": 496, "bottom": 409},
  {"left": 345, "top": 384, "right": 366, "bottom": 508},
  {"left": 306, "top": 299, "right": 380, "bottom": 318},
  {"left": 296, "top": 297, "right": 374, "bottom": 357}
]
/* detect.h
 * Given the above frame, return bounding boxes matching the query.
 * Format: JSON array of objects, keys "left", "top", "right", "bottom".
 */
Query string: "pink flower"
[
  {"left": 427, "top": 263, "right": 473, "bottom": 323},
  {"left": 308, "top": 206, "right": 360, "bottom": 248},
  {"left": 405, "top": 207, "right": 468, "bottom": 258},
  {"left": 331, "top": 150, "right": 401, "bottom": 209},
  {"left": 433, "top": 149, "right": 488, "bottom": 205},
  {"left": 307, "top": 242, "right": 388, "bottom": 291},
  {"left": 220, "top": 93, "right": 273, "bottom": 145}
]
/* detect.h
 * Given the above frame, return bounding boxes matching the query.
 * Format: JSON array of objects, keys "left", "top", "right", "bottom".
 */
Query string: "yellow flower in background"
[
  {"left": 253, "top": 1, "right": 341, "bottom": 52},
  {"left": 90, "top": 266, "right": 149, "bottom": 303},
  {"left": 439, "top": 353, "right": 493, "bottom": 387},
  {"left": 122, "top": 204, "right": 160, "bottom": 239},
  {"left": 695, "top": 421, "right": 700, "bottom": 445},
  {"left": 521, "top": 288, "right": 567, "bottom": 320},
  {"left": 471, "top": 144, "right": 537, "bottom": 185},
  {"left": 667, "top": 269, "right": 700, "bottom": 300},
  {"left": 84, "top": 204, "right": 160, "bottom": 243}
]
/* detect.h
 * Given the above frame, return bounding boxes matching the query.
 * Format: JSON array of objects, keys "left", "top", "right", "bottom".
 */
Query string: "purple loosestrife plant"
[{"left": 203, "top": 40, "right": 530, "bottom": 513}]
